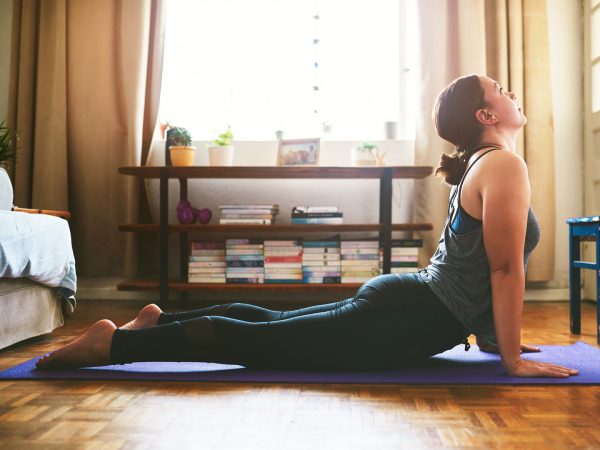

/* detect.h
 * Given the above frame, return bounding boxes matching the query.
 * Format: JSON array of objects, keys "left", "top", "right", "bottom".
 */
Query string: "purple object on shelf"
[
  {"left": 176, "top": 200, "right": 212, "bottom": 225},
  {"left": 1, "top": 342, "right": 599, "bottom": 385}
]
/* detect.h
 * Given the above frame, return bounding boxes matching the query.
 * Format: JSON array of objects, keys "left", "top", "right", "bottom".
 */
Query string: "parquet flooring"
[{"left": 0, "top": 300, "right": 598, "bottom": 449}]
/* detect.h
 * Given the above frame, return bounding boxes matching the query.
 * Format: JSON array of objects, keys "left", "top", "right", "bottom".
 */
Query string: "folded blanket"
[{"left": 0, "top": 211, "right": 77, "bottom": 297}]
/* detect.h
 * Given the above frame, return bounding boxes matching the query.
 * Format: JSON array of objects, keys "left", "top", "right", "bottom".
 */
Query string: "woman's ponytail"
[{"left": 435, "top": 149, "right": 468, "bottom": 186}]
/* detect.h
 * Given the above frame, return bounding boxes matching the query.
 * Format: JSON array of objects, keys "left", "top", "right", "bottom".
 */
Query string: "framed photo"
[{"left": 277, "top": 138, "right": 320, "bottom": 166}]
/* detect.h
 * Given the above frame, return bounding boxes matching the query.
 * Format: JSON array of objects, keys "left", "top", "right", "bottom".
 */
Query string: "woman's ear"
[{"left": 475, "top": 109, "right": 497, "bottom": 125}]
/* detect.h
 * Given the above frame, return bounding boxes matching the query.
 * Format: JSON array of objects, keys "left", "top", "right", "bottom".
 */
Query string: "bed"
[{"left": 0, "top": 167, "right": 76, "bottom": 350}]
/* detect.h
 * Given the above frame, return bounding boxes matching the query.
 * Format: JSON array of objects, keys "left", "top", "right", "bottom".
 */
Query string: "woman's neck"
[{"left": 478, "top": 128, "right": 518, "bottom": 152}]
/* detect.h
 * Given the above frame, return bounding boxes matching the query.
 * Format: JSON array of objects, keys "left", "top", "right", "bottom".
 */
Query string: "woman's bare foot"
[
  {"left": 36, "top": 319, "right": 116, "bottom": 369},
  {"left": 120, "top": 303, "right": 163, "bottom": 330}
]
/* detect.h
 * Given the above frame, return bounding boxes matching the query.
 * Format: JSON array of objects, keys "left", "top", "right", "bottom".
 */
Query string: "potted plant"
[
  {"left": 168, "top": 127, "right": 196, "bottom": 166},
  {"left": 0, "top": 121, "right": 17, "bottom": 169},
  {"left": 208, "top": 127, "right": 234, "bottom": 166},
  {"left": 351, "top": 141, "right": 385, "bottom": 166}
]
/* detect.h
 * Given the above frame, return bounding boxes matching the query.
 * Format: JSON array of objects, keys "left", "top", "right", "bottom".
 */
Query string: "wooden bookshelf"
[
  {"left": 118, "top": 279, "right": 363, "bottom": 292},
  {"left": 118, "top": 223, "right": 433, "bottom": 233},
  {"left": 118, "top": 165, "right": 433, "bottom": 304}
]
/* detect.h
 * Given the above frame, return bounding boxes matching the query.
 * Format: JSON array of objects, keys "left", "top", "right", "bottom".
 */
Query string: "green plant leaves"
[{"left": 0, "top": 121, "right": 18, "bottom": 164}]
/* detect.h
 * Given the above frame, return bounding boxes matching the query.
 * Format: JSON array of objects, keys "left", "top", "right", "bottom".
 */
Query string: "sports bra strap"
[
  {"left": 456, "top": 146, "right": 503, "bottom": 204},
  {"left": 450, "top": 145, "right": 504, "bottom": 224}
]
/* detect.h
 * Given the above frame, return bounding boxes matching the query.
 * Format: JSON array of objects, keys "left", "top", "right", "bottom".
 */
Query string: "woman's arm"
[{"left": 479, "top": 151, "right": 577, "bottom": 377}]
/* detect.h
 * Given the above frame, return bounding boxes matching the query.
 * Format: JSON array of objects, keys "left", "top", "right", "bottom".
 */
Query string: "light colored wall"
[
  {"left": 0, "top": 0, "right": 13, "bottom": 122},
  {"left": 545, "top": 0, "right": 584, "bottom": 293}
]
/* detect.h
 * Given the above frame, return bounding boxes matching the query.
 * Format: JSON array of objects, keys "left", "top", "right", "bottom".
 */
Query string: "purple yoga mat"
[{"left": 1, "top": 342, "right": 598, "bottom": 385}]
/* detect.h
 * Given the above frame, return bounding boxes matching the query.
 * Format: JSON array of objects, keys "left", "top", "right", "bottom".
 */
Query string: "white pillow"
[{"left": 0, "top": 168, "right": 13, "bottom": 211}]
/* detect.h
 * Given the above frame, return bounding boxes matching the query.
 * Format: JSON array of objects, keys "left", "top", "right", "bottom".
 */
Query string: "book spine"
[
  {"left": 188, "top": 278, "right": 227, "bottom": 283},
  {"left": 262, "top": 263, "right": 302, "bottom": 269},
  {"left": 219, "top": 205, "right": 279, "bottom": 210},
  {"left": 292, "top": 206, "right": 339, "bottom": 213},
  {"left": 189, "top": 256, "right": 227, "bottom": 262},
  {"left": 341, "top": 241, "right": 379, "bottom": 248},
  {"left": 226, "top": 255, "right": 264, "bottom": 261},
  {"left": 263, "top": 240, "right": 302, "bottom": 246},
  {"left": 303, "top": 247, "right": 341, "bottom": 253},
  {"left": 291, "top": 212, "right": 343, "bottom": 218},
  {"left": 189, "top": 261, "right": 227, "bottom": 267},
  {"left": 291, "top": 218, "right": 343, "bottom": 224},
  {"left": 264, "top": 256, "right": 302, "bottom": 263},
  {"left": 302, "top": 241, "right": 341, "bottom": 248},
  {"left": 303, "top": 276, "right": 341, "bottom": 283},
  {"left": 220, "top": 219, "right": 272, "bottom": 224},
  {"left": 226, "top": 249, "right": 264, "bottom": 255},
  {"left": 222, "top": 214, "right": 274, "bottom": 219},
  {"left": 226, "top": 260, "right": 264, "bottom": 267},
  {"left": 226, "top": 278, "right": 265, "bottom": 284}
]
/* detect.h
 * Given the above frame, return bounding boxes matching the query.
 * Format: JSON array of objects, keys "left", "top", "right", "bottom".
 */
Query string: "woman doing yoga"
[{"left": 37, "top": 75, "right": 578, "bottom": 378}]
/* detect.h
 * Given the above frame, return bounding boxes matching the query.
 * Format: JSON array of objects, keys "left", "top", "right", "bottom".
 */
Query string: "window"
[{"left": 158, "top": 0, "right": 417, "bottom": 141}]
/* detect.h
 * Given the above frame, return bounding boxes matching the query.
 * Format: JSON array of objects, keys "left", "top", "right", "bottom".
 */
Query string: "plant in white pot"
[
  {"left": 168, "top": 127, "right": 196, "bottom": 166},
  {"left": 0, "top": 121, "right": 17, "bottom": 170},
  {"left": 208, "top": 127, "right": 234, "bottom": 166},
  {"left": 351, "top": 141, "right": 386, "bottom": 166},
  {"left": 0, "top": 121, "right": 17, "bottom": 210}
]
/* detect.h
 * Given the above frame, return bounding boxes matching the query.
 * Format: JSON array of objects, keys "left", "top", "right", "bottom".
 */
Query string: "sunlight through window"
[{"left": 159, "top": 0, "right": 417, "bottom": 140}]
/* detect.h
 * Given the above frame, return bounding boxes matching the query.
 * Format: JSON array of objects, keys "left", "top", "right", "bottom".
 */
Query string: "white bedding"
[{"left": 0, "top": 211, "right": 77, "bottom": 297}]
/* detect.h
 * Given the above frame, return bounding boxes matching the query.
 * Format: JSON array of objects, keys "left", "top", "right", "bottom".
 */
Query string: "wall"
[{"left": 0, "top": 0, "right": 12, "bottom": 122}]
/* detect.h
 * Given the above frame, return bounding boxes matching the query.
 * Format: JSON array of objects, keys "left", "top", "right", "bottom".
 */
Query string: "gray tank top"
[{"left": 417, "top": 149, "right": 541, "bottom": 343}]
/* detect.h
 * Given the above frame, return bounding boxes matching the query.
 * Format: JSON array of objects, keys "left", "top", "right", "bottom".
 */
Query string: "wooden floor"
[{"left": 0, "top": 300, "right": 598, "bottom": 449}]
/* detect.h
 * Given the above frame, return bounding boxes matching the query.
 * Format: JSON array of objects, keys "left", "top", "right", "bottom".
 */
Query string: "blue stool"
[{"left": 567, "top": 215, "right": 600, "bottom": 344}]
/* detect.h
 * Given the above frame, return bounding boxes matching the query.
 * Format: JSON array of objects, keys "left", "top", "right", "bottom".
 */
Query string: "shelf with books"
[
  {"left": 117, "top": 279, "right": 363, "bottom": 293},
  {"left": 117, "top": 165, "right": 434, "bottom": 304},
  {"left": 118, "top": 223, "right": 434, "bottom": 233}
]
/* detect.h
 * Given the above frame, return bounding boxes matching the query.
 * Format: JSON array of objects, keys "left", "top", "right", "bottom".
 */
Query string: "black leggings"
[{"left": 110, "top": 273, "right": 469, "bottom": 370}]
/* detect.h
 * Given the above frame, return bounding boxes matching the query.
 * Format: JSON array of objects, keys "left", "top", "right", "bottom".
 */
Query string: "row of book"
[
  {"left": 217, "top": 205, "right": 345, "bottom": 225},
  {"left": 291, "top": 206, "right": 343, "bottom": 225},
  {"left": 218, "top": 204, "right": 279, "bottom": 225},
  {"left": 188, "top": 238, "right": 421, "bottom": 284}
]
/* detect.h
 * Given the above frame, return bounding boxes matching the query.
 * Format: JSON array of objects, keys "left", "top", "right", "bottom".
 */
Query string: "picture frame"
[{"left": 276, "top": 138, "right": 320, "bottom": 166}]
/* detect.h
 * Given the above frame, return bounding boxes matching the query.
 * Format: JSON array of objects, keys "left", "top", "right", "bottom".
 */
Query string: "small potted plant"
[
  {"left": 168, "top": 127, "right": 196, "bottom": 166},
  {"left": 208, "top": 127, "right": 234, "bottom": 166},
  {"left": 0, "top": 121, "right": 17, "bottom": 169},
  {"left": 351, "top": 141, "right": 385, "bottom": 166}
]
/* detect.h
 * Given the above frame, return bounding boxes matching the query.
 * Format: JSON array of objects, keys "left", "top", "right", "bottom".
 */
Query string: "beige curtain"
[
  {"left": 414, "top": 0, "right": 555, "bottom": 281},
  {"left": 8, "top": 0, "right": 165, "bottom": 277}
]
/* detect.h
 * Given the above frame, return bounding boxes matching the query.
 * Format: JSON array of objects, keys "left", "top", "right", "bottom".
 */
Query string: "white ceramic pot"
[
  {"left": 170, "top": 146, "right": 196, "bottom": 166},
  {"left": 208, "top": 145, "right": 234, "bottom": 166}
]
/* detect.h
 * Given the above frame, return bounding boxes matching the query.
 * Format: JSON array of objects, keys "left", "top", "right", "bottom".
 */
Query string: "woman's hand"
[
  {"left": 505, "top": 359, "right": 579, "bottom": 378},
  {"left": 476, "top": 337, "right": 540, "bottom": 354}
]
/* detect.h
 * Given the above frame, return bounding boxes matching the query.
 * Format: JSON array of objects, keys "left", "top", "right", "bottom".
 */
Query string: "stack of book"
[
  {"left": 225, "top": 238, "right": 264, "bottom": 284},
  {"left": 341, "top": 240, "right": 380, "bottom": 283},
  {"left": 188, "top": 241, "right": 226, "bottom": 283},
  {"left": 219, "top": 204, "right": 279, "bottom": 225},
  {"left": 291, "top": 206, "right": 343, "bottom": 224},
  {"left": 302, "top": 239, "right": 341, "bottom": 283},
  {"left": 388, "top": 238, "right": 422, "bottom": 274},
  {"left": 263, "top": 240, "right": 303, "bottom": 283}
]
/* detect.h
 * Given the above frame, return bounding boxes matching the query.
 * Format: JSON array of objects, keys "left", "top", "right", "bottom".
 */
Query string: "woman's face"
[{"left": 478, "top": 76, "right": 527, "bottom": 129}]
